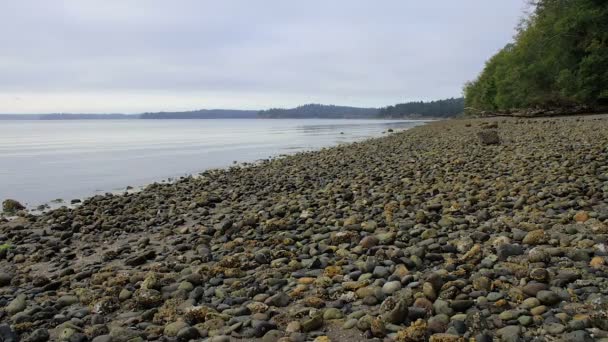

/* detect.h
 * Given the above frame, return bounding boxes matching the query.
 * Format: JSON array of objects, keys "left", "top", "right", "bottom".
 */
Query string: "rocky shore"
[{"left": 1, "top": 115, "right": 608, "bottom": 342}]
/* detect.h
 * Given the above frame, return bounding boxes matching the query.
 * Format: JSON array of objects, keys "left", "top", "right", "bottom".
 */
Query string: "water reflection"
[{"left": 0, "top": 119, "right": 428, "bottom": 206}]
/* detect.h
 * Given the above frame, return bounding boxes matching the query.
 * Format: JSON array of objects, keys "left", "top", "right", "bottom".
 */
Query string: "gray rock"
[
  {"left": 373, "top": 266, "right": 389, "bottom": 278},
  {"left": 496, "top": 325, "right": 521, "bottom": 342},
  {"left": 568, "top": 249, "right": 590, "bottom": 262},
  {"left": 323, "top": 308, "right": 343, "bottom": 320},
  {"left": 433, "top": 299, "right": 453, "bottom": 316},
  {"left": 301, "top": 315, "right": 323, "bottom": 332},
  {"left": 164, "top": 321, "right": 189, "bottom": 337},
  {"left": 118, "top": 289, "right": 132, "bottom": 301},
  {"left": 109, "top": 326, "right": 141, "bottom": 342},
  {"left": 251, "top": 320, "right": 277, "bottom": 337},
  {"left": 568, "top": 319, "right": 587, "bottom": 331},
  {"left": 0, "top": 324, "right": 17, "bottom": 342},
  {"left": 24, "top": 328, "right": 49, "bottom": 342},
  {"left": 58, "top": 327, "right": 77, "bottom": 341},
  {"left": 543, "top": 322, "right": 565, "bottom": 334},
  {"left": 517, "top": 315, "right": 532, "bottom": 326},
  {"left": 343, "top": 318, "right": 358, "bottom": 329},
  {"left": 522, "top": 282, "right": 549, "bottom": 296},
  {"left": 91, "top": 336, "right": 112, "bottom": 342},
  {"left": 563, "top": 330, "right": 593, "bottom": 342},
  {"left": 537, "top": 290, "right": 561, "bottom": 305},
  {"left": 6, "top": 294, "right": 26, "bottom": 315},
  {"left": 57, "top": 295, "right": 79, "bottom": 308},
  {"left": 487, "top": 292, "right": 503, "bottom": 301},
  {"left": 382, "top": 281, "right": 401, "bottom": 295},
  {"left": 261, "top": 329, "right": 284, "bottom": 342},
  {"left": 265, "top": 292, "right": 291, "bottom": 307}
]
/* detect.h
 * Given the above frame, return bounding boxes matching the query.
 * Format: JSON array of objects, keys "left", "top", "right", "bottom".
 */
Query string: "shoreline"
[
  {"left": 1, "top": 115, "right": 608, "bottom": 341},
  {"left": 3, "top": 120, "right": 427, "bottom": 213}
]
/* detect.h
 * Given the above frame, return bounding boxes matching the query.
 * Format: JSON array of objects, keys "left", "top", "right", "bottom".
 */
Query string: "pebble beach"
[{"left": 2, "top": 115, "right": 608, "bottom": 342}]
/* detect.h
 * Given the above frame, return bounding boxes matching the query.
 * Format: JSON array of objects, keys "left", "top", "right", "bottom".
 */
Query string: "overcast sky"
[{"left": 1, "top": 1, "right": 527, "bottom": 113}]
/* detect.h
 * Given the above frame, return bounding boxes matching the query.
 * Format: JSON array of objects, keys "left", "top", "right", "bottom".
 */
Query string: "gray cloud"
[{"left": 0, "top": 0, "right": 526, "bottom": 113}]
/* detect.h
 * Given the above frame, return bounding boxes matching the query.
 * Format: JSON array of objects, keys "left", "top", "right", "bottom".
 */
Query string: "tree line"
[
  {"left": 377, "top": 98, "right": 464, "bottom": 118},
  {"left": 139, "top": 109, "right": 257, "bottom": 119},
  {"left": 257, "top": 104, "right": 378, "bottom": 118},
  {"left": 464, "top": 0, "right": 608, "bottom": 114}
]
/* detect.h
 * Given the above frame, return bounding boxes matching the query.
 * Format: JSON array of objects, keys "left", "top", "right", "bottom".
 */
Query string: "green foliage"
[
  {"left": 464, "top": 0, "right": 608, "bottom": 114},
  {"left": 257, "top": 104, "right": 378, "bottom": 118},
  {"left": 378, "top": 98, "right": 464, "bottom": 118}
]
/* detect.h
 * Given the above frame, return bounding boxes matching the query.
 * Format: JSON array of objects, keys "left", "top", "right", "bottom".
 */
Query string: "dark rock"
[
  {"left": 478, "top": 130, "right": 500, "bottom": 145},
  {"left": 590, "top": 312, "right": 608, "bottom": 330},
  {"left": 24, "top": 327, "right": 50, "bottom": 342},
  {"left": 360, "top": 236, "right": 379, "bottom": 249},
  {"left": 265, "top": 292, "right": 291, "bottom": 307},
  {"left": 0, "top": 273, "right": 11, "bottom": 286},
  {"left": 407, "top": 307, "right": 428, "bottom": 321},
  {"left": 536, "top": 290, "right": 561, "bottom": 305},
  {"left": 250, "top": 320, "right": 277, "bottom": 337},
  {"left": 522, "top": 282, "right": 549, "bottom": 297},
  {"left": 91, "top": 336, "right": 112, "bottom": 342},
  {"left": 0, "top": 325, "right": 21, "bottom": 342},
  {"left": 552, "top": 270, "right": 581, "bottom": 286},
  {"left": 497, "top": 244, "right": 524, "bottom": 260},
  {"left": 449, "top": 300, "right": 474, "bottom": 312},
  {"left": 254, "top": 250, "right": 271, "bottom": 264},
  {"left": 177, "top": 327, "right": 200, "bottom": 341},
  {"left": 302, "top": 314, "right": 323, "bottom": 332},
  {"left": 2, "top": 199, "right": 25, "bottom": 213},
  {"left": 380, "top": 297, "right": 408, "bottom": 324},
  {"left": 125, "top": 250, "right": 156, "bottom": 266}
]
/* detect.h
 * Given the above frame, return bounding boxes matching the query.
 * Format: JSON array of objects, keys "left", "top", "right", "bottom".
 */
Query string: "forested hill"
[
  {"left": 377, "top": 98, "right": 464, "bottom": 118},
  {"left": 139, "top": 109, "right": 257, "bottom": 119},
  {"left": 257, "top": 104, "right": 379, "bottom": 118},
  {"left": 2, "top": 100, "right": 464, "bottom": 120},
  {"left": 464, "top": 0, "right": 608, "bottom": 115}
]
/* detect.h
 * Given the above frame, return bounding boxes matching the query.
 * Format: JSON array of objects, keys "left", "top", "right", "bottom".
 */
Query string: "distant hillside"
[
  {"left": 140, "top": 109, "right": 257, "bottom": 119},
  {"left": 0, "top": 114, "right": 42, "bottom": 120},
  {"left": 258, "top": 104, "right": 379, "bottom": 119},
  {"left": 0, "top": 114, "right": 134, "bottom": 120},
  {"left": 1, "top": 101, "right": 461, "bottom": 120},
  {"left": 43, "top": 114, "right": 133, "bottom": 120},
  {"left": 378, "top": 98, "right": 464, "bottom": 118}
]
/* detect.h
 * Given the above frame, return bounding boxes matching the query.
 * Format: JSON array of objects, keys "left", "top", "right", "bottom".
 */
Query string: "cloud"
[{"left": 0, "top": 0, "right": 526, "bottom": 113}]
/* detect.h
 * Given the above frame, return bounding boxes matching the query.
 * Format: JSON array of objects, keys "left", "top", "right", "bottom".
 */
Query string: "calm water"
[{"left": 0, "top": 119, "right": 426, "bottom": 207}]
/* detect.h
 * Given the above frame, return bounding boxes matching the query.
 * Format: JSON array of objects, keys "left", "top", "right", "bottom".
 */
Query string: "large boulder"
[{"left": 2, "top": 199, "right": 25, "bottom": 214}]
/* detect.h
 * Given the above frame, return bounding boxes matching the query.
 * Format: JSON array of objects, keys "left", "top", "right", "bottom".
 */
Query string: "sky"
[{"left": 0, "top": 1, "right": 527, "bottom": 114}]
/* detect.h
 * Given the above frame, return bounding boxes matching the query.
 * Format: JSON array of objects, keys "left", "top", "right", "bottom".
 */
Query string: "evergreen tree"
[
  {"left": 464, "top": 0, "right": 608, "bottom": 114},
  {"left": 378, "top": 98, "right": 464, "bottom": 118}
]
